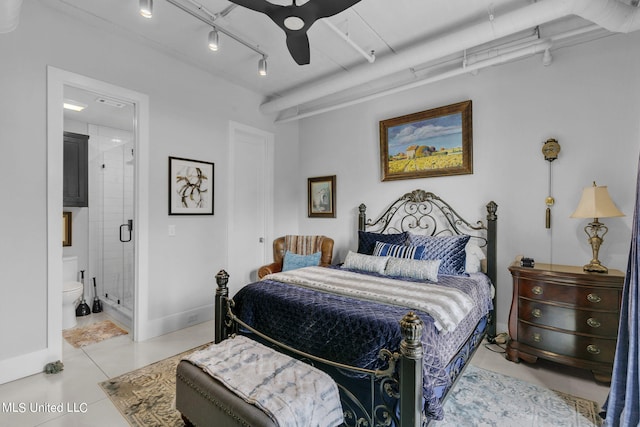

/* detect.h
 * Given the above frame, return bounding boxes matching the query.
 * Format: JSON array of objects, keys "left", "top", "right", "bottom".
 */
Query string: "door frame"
[
  {"left": 47, "top": 66, "right": 150, "bottom": 350},
  {"left": 227, "top": 121, "right": 274, "bottom": 293}
]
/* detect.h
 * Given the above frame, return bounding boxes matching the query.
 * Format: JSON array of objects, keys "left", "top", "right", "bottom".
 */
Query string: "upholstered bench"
[{"left": 176, "top": 335, "right": 343, "bottom": 427}]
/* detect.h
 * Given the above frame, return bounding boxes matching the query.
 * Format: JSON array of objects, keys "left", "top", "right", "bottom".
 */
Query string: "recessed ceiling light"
[
  {"left": 95, "top": 97, "right": 127, "bottom": 108},
  {"left": 63, "top": 99, "right": 87, "bottom": 112}
]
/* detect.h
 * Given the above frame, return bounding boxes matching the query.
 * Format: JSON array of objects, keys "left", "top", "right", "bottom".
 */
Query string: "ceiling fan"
[{"left": 228, "top": 0, "right": 363, "bottom": 65}]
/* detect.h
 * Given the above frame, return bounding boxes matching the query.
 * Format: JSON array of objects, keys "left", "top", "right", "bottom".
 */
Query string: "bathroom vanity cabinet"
[{"left": 63, "top": 131, "right": 89, "bottom": 207}]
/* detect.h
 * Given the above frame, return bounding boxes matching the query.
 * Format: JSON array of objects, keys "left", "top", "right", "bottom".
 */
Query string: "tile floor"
[{"left": 0, "top": 314, "right": 610, "bottom": 426}]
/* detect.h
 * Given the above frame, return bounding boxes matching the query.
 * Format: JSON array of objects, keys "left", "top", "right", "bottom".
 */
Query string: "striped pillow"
[{"left": 372, "top": 241, "right": 426, "bottom": 259}]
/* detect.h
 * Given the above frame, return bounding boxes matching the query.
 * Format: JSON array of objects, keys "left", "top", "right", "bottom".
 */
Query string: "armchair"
[{"left": 258, "top": 235, "right": 334, "bottom": 279}]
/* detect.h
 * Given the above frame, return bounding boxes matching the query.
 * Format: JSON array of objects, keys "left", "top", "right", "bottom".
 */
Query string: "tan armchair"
[{"left": 258, "top": 235, "right": 334, "bottom": 279}]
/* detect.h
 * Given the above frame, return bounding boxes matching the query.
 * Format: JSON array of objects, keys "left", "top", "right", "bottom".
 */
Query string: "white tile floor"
[{"left": 0, "top": 315, "right": 610, "bottom": 427}]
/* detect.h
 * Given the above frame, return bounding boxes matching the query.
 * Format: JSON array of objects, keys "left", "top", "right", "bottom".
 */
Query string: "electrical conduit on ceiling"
[
  {"left": 0, "top": 0, "right": 23, "bottom": 33},
  {"left": 261, "top": 0, "right": 640, "bottom": 117}
]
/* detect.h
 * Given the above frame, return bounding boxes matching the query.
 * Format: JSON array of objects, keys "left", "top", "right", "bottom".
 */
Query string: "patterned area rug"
[
  {"left": 100, "top": 344, "right": 210, "bottom": 427},
  {"left": 63, "top": 320, "right": 128, "bottom": 348},
  {"left": 100, "top": 348, "right": 602, "bottom": 427},
  {"left": 436, "top": 365, "right": 603, "bottom": 426}
]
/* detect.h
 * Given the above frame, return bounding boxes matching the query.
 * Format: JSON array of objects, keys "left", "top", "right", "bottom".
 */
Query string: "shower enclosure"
[{"left": 88, "top": 124, "right": 135, "bottom": 328}]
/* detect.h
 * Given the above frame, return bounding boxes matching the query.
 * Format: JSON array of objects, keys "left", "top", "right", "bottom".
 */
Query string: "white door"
[{"left": 228, "top": 122, "right": 274, "bottom": 293}]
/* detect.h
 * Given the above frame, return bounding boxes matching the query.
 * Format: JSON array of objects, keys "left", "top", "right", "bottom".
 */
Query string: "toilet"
[{"left": 62, "top": 256, "right": 84, "bottom": 330}]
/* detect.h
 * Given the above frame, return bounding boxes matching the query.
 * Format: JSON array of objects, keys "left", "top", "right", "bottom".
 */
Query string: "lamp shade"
[{"left": 570, "top": 183, "right": 624, "bottom": 219}]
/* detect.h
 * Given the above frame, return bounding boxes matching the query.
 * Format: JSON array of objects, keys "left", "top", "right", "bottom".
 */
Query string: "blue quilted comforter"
[{"left": 232, "top": 267, "right": 493, "bottom": 421}]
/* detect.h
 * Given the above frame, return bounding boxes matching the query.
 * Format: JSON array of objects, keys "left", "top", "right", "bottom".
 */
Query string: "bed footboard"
[{"left": 213, "top": 270, "right": 425, "bottom": 427}]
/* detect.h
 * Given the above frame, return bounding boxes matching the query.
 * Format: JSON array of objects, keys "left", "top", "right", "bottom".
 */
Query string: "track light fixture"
[
  {"left": 139, "top": 0, "right": 153, "bottom": 18},
  {"left": 258, "top": 56, "right": 267, "bottom": 76},
  {"left": 208, "top": 29, "right": 219, "bottom": 51}
]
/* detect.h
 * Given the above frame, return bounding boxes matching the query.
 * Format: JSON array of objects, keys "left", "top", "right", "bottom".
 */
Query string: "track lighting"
[
  {"left": 258, "top": 57, "right": 267, "bottom": 76},
  {"left": 139, "top": 0, "right": 153, "bottom": 18},
  {"left": 542, "top": 48, "right": 552, "bottom": 66},
  {"left": 208, "top": 29, "right": 219, "bottom": 51}
]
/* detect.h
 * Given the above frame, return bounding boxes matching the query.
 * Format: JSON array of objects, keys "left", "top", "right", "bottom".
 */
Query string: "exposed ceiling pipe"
[
  {"left": 323, "top": 20, "right": 375, "bottom": 63},
  {"left": 262, "top": 0, "right": 640, "bottom": 115},
  {"left": 276, "top": 39, "right": 552, "bottom": 123},
  {"left": 0, "top": 0, "right": 23, "bottom": 33}
]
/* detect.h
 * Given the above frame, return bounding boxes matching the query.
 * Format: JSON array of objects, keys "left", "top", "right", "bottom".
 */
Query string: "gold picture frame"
[
  {"left": 63, "top": 211, "right": 72, "bottom": 247},
  {"left": 308, "top": 175, "right": 336, "bottom": 218},
  {"left": 379, "top": 100, "right": 473, "bottom": 181}
]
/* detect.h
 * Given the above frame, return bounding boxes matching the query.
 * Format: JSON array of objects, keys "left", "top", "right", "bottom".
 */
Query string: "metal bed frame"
[{"left": 214, "top": 190, "right": 498, "bottom": 427}]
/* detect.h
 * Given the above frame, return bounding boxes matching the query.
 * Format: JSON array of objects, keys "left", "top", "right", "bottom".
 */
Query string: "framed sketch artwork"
[
  {"left": 308, "top": 175, "right": 336, "bottom": 218},
  {"left": 379, "top": 100, "right": 473, "bottom": 181},
  {"left": 168, "top": 156, "right": 214, "bottom": 215}
]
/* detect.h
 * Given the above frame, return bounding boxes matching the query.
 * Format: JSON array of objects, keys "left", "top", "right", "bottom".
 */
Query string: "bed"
[{"left": 189, "top": 189, "right": 498, "bottom": 426}]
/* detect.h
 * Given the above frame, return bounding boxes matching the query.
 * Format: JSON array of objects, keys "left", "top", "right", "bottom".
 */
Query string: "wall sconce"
[{"left": 570, "top": 182, "right": 624, "bottom": 273}]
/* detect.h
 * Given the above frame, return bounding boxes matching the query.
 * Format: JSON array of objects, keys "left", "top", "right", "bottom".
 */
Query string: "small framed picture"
[
  {"left": 308, "top": 175, "right": 336, "bottom": 218},
  {"left": 63, "top": 211, "right": 72, "bottom": 246},
  {"left": 168, "top": 156, "right": 214, "bottom": 215}
]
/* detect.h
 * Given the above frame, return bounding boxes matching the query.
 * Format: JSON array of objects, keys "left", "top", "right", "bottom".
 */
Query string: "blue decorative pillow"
[
  {"left": 384, "top": 258, "right": 441, "bottom": 282},
  {"left": 406, "top": 234, "right": 470, "bottom": 276},
  {"left": 372, "top": 241, "right": 426, "bottom": 260},
  {"left": 341, "top": 251, "right": 390, "bottom": 274},
  {"left": 357, "top": 231, "right": 407, "bottom": 255},
  {"left": 282, "top": 251, "right": 322, "bottom": 272}
]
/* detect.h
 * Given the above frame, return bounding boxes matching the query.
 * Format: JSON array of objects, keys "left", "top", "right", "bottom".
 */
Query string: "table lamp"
[{"left": 570, "top": 182, "right": 624, "bottom": 273}]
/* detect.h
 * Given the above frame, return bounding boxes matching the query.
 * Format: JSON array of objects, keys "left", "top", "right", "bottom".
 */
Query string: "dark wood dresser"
[{"left": 506, "top": 262, "right": 625, "bottom": 383}]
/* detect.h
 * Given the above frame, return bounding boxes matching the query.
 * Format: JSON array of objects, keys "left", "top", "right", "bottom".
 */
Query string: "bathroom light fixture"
[
  {"left": 258, "top": 56, "right": 268, "bottom": 76},
  {"left": 139, "top": 0, "right": 153, "bottom": 18},
  {"left": 208, "top": 28, "right": 219, "bottom": 51},
  {"left": 63, "top": 99, "right": 87, "bottom": 112},
  {"left": 570, "top": 182, "right": 624, "bottom": 273}
]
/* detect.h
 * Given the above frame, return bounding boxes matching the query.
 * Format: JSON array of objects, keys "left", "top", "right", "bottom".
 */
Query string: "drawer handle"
[
  {"left": 587, "top": 318, "right": 601, "bottom": 328},
  {"left": 532, "top": 308, "right": 542, "bottom": 318},
  {"left": 587, "top": 345, "right": 601, "bottom": 355},
  {"left": 533, "top": 333, "right": 542, "bottom": 342},
  {"left": 532, "top": 286, "right": 543, "bottom": 296},
  {"left": 587, "top": 293, "right": 601, "bottom": 303}
]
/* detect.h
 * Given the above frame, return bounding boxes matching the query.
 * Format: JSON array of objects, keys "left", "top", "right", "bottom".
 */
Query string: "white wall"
[
  {"left": 0, "top": 0, "right": 286, "bottom": 381},
  {"left": 289, "top": 32, "right": 640, "bottom": 332}
]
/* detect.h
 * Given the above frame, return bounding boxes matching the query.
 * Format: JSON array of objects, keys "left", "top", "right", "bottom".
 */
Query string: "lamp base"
[{"left": 583, "top": 262, "right": 608, "bottom": 274}]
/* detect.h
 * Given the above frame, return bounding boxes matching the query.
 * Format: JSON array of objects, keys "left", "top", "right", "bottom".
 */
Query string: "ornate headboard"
[{"left": 358, "top": 189, "right": 498, "bottom": 337}]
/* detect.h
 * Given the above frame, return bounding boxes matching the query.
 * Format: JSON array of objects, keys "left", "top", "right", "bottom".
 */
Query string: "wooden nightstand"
[{"left": 506, "top": 262, "right": 624, "bottom": 383}]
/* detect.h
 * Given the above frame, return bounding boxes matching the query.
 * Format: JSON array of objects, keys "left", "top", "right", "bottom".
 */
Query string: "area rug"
[
  {"left": 100, "top": 344, "right": 210, "bottom": 427},
  {"left": 436, "top": 365, "right": 603, "bottom": 426},
  {"left": 100, "top": 349, "right": 602, "bottom": 427},
  {"left": 63, "top": 320, "right": 128, "bottom": 348}
]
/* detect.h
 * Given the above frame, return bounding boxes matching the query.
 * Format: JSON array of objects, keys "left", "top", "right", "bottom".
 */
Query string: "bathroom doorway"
[{"left": 63, "top": 85, "right": 136, "bottom": 330}]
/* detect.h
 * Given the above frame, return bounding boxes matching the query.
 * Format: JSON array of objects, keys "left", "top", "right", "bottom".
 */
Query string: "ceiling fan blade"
[
  {"left": 286, "top": 32, "right": 311, "bottom": 65},
  {"left": 308, "top": 0, "right": 363, "bottom": 19},
  {"left": 227, "top": 0, "right": 271, "bottom": 14}
]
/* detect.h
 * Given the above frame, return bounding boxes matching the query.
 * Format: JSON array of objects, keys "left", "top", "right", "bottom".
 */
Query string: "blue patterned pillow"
[
  {"left": 357, "top": 231, "right": 407, "bottom": 255},
  {"left": 373, "top": 241, "right": 426, "bottom": 260},
  {"left": 384, "top": 258, "right": 441, "bottom": 282},
  {"left": 341, "top": 251, "right": 389, "bottom": 274},
  {"left": 406, "top": 234, "right": 470, "bottom": 276},
  {"left": 282, "top": 251, "right": 322, "bottom": 272}
]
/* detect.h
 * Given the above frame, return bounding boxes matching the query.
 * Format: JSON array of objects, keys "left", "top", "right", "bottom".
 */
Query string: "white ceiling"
[{"left": 42, "top": 0, "right": 640, "bottom": 123}]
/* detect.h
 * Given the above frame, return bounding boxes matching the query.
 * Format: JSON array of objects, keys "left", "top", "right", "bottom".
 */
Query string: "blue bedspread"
[{"left": 232, "top": 268, "right": 493, "bottom": 421}]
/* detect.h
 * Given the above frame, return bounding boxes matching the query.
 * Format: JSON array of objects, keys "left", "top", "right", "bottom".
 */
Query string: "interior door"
[{"left": 228, "top": 123, "right": 274, "bottom": 292}]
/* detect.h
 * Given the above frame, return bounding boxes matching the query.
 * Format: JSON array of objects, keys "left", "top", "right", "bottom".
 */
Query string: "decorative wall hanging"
[
  {"left": 308, "top": 175, "right": 336, "bottom": 218},
  {"left": 63, "top": 211, "right": 72, "bottom": 246},
  {"left": 168, "top": 156, "right": 214, "bottom": 215},
  {"left": 541, "top": 138, "right": 560, "bottom": 228},
  {"left": 379, "top": 100, "right": 473, "bottom": 181}
]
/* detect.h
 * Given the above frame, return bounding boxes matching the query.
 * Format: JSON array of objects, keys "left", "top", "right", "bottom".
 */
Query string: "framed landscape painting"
[
  {"left": 379, "top": 100, "right": 472, "bottom": 181},
  {"left": 169, "top": 156, "right": 214, "bottom": 215}
]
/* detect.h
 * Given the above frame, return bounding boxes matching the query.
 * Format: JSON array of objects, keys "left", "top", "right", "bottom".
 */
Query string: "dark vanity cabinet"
[{"left": 63, "top": 131, "right": 89, "bottom": 207}]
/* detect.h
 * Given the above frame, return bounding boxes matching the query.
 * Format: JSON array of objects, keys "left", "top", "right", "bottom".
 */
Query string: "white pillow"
[
  {"left": 384, "top": 257, "right": 441, "bottom": 282},
  {"left": 465, "top": 243, "right": 486, "bottom": 273},
  {"left": 342, "top": 251, "right": 389, "bottom": 274}
]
